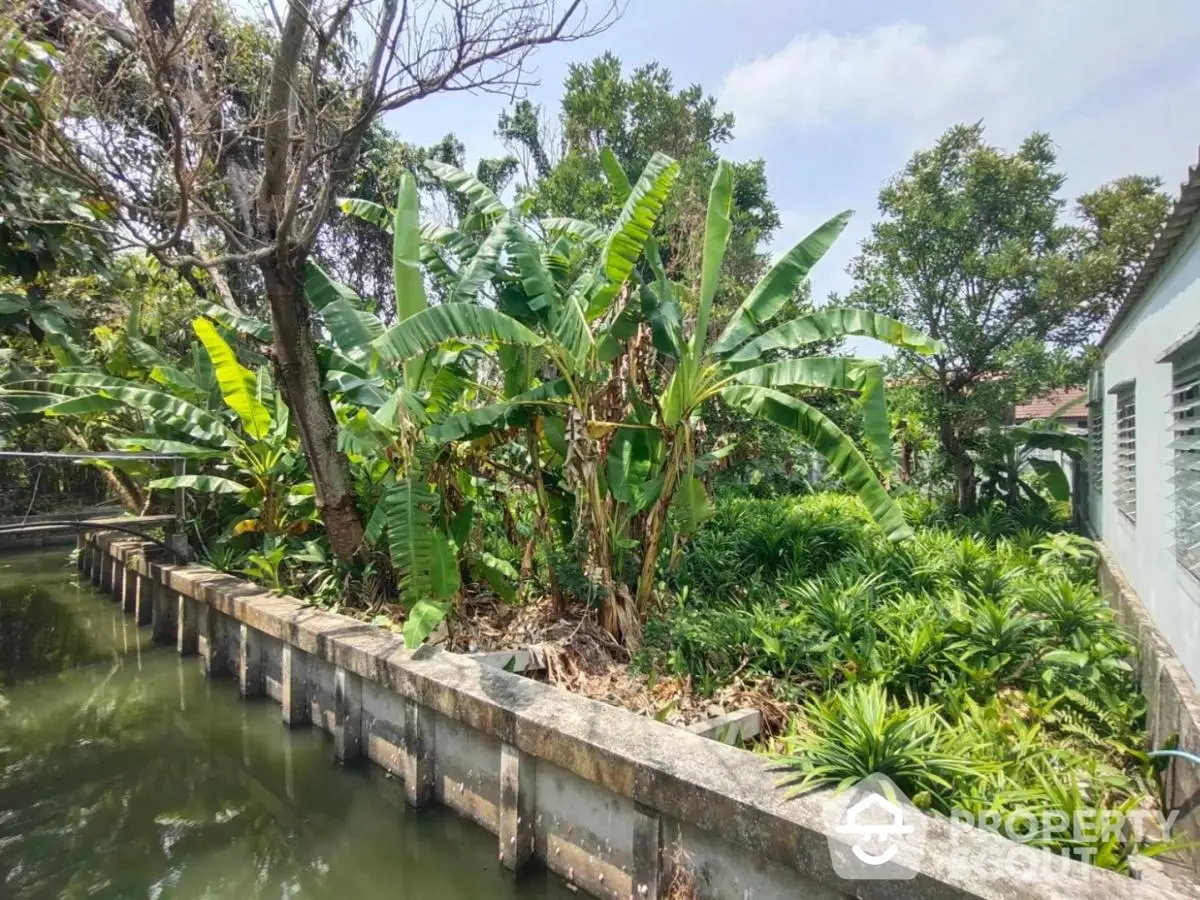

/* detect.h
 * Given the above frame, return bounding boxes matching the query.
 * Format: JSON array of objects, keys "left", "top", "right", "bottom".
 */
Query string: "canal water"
[{"left": 0, "top": 549, "right": 572, "bottom": 899}]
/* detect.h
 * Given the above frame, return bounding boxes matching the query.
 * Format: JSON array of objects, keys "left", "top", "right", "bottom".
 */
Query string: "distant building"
[
  {"left": 1087, "top": 149, "right": 1200, "bottom": 684},
  {"left": 1012, "top": 388, "right": 1086, "bottom": 430}
]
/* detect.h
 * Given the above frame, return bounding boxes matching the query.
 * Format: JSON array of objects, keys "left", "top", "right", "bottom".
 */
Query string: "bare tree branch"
[{"left": 6, "top": 0, "right": 621, "bottom": 562}]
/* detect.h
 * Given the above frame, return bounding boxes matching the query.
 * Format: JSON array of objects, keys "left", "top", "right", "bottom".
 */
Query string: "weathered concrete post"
[
  {"left": 402, "top": 698, "right": 436, "bottom": 807},
  {"left": 133, "top": 569, "right": 152, "bottom": 626},
  {"left": 632, "top": 804, "right": 664, "bottom": 900},
  {"left": 280, "top": 644, "right": 309, "bottom": 725},
  {"left": 103, "top": 549, "right": 116, "bottom": 593},
  {"left": 177, "top": 594, "right": 199, "bottom": 655},
  {"left": 499, "top": 742, "right": 536, "bottom": 871},
  {"left": 121, "top": 556, "right": 137, "bottom": 614},
  {"left": 150, "top": 577, "right": 176, "bottom": 643},
  {"left": 90, "top": 537, "right": 102, "bottom": 584},
  {"left": 332, "top": 668, "right": 362, "bottom": 762},
  {"left": 171, "top": 457, "right": 189, "bottom": 561},
  {"left": 238, "top": 623, "right": 264, "bottom": 697},
  {"left": 198, "top": 604, "right": 227, "bottom": 676}
]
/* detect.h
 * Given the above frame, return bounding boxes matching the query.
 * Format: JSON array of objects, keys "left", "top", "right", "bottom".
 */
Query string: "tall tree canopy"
[
  {"left": 497, "top": 53, "right": 781, "bottom": 315},
  {"left": 846, "top": 124, "right": 1168, "bottom": 510}
]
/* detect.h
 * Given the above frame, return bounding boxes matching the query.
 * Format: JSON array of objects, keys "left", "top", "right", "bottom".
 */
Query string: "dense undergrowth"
[{"left": 640, "top": 491, "right": 1172, "bottom": 869}]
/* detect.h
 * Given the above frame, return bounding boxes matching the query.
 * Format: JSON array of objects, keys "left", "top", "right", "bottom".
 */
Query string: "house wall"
[{"left": 1094, "top": 212, "right": 1200, "bottom": 684}]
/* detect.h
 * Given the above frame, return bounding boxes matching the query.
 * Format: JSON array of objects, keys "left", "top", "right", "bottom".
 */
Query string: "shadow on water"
[{"left": 0, "top": 549, "right": 571, "bottom": 899}]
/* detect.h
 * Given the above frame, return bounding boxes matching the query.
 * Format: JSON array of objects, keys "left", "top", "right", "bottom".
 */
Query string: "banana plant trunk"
[
  {"left": 634, "top": 431, "right": 684, "bottom": 612},
  {"left": 261, "top": 256, "right": 365, "bottom": 562},
  {"left": 527, "top": 422, "right": 564, "bottom": 612},
  {"left": 64, "top": 426, "right": 144, "bottom": 514},
  {"left": 937, "top": 406, "right": 976, "bottom": 513}
]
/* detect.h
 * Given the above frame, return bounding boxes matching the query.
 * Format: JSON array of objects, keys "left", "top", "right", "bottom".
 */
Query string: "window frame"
[
  {"left": 1087, "top": 377, "right": 1103, "bottom": 496},
  {"left": 1113, "top": 383, "right": 1136, "bottom": 523}
]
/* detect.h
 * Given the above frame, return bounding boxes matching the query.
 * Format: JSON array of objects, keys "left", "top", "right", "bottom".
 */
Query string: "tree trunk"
[
  {"left": 898, "top": 419, "right": 912, "bottom": 484},
  {"left": 935, "top": 388, "right": 977, "bottom": 513},
  {"left": 261, "top": 255, "right": 365, "bottom": 562},
  {"left": 526, "top": 422, "right": 563, "bottom": 612},
  {"left": 953, "top": 452, "right": 976, "bottom": 513},
  {"left": 937, "top": 416, "right": 976, "bottom": 513}
]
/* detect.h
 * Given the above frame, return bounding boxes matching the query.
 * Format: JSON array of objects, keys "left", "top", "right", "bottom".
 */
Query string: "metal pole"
[
  {"left": 172, "top": 457, "right": 189, "bottom": 560},
  {"left": 173, "top": 457, "right": 186, "bottom": 523}
]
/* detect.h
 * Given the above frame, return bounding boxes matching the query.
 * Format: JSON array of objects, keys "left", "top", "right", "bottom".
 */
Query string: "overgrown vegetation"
[
  {"left": 0, "top": 4, "right": 1179, "bottom": 875},
  {"left": 642, "top": 491, "right": 1172, "bottom": 869}
]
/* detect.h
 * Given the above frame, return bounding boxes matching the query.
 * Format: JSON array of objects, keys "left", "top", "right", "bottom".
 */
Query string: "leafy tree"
[
  {"left": 1073, "top": 175, "right": 1172, "bottom": 328},
  {"left": 2, "top": 0, "right": 617, "bottom": 564},
  {"left": 846, "top": 124, "right": 1168, "bottom": 511},
  {"left": 0, "top": 24, "right": 111, "bottom": 359},
  {"left": 498, "top": 53, "right": 780, "bottom": 317}
]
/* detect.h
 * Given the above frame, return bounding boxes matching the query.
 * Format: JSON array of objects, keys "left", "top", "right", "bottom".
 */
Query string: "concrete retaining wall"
[
  {"left": 1098, "top": 542, "right": 1200, "bottom": 873},
  {"left": 80, "top": 530, "right": 1187, "bottom": 900}
]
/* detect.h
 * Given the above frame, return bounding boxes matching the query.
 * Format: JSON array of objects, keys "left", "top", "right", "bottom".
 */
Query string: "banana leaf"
[
  {"left": 712, "top": 210, "right": 853, "bottom": 357},
  {"left": 47, "top": 372, "right": 233, "bottom": 446},
  {"left": 690, "top": 160, "right": 733, "bottom": 365},
  {"left": 193, "top": 318, "right": 271, "bottom": 440},
  {"left": 727, "top": 308, "right": 944, "bottom": 364},
  {"left": 373, "top": 301, "right": 544, "bottom": 365},
  {"left": 149, "top": 474, "right": 248, "bottom": 494},
  {"left": 721, "top": 384, "right": 911, "bottom": 541}
]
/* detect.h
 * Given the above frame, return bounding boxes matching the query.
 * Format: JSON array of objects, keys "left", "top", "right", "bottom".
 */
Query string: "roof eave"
[{"left": 1100, "top": 146, "right": 1200, "bottom": 350}]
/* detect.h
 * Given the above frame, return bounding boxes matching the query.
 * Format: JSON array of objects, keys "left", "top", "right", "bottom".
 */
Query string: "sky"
[{"left": 383, "top": 0, "right": 1200, "bottom": 324}]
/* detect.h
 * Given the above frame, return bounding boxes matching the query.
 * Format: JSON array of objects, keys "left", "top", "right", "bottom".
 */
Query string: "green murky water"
[{"left": 0, "top": 549, "right": 571, "bottom": 899}]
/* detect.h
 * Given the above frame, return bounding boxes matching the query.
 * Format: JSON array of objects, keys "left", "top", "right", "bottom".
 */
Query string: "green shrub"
[
  {"left": 644, "top": 489, "right": 1159, "bottom": 869},
  {"left": 777, "top": 681, "right": 987, "bottom": 811}
]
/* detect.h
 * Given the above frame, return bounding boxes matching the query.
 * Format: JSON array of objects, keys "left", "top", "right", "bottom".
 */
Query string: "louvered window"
[
  {"left": 1171, "top": 355, "right": 1200, "bottom": 577},
  {"left": 1088, "top": 395, "right": 1103, "bottom": 494},
  {"left": 1114, "top": 384, "right": 1136, "bottom": 522}
]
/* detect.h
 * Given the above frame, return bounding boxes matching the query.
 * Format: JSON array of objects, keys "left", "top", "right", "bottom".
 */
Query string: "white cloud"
[{"left": 719, "top": 24, "right": 1009, "bottom": 136}]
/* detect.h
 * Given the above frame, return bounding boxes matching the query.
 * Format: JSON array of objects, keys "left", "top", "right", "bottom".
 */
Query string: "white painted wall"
[{"left": 1092, "top": 213, "right": 1200, "bottom": 684}]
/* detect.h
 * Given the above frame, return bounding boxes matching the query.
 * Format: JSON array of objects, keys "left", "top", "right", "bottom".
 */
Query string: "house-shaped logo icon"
[{"left": 835, "top": 793, "right": 915, "bottom": 865}]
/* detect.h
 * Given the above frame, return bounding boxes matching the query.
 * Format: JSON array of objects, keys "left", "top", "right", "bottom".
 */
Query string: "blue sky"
[{"left": 384, "top": 0, "right": 1200, "bottom": 317}]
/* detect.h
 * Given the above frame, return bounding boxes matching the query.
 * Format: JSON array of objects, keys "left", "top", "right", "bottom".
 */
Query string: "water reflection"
[
  {"left": 0, "top": 551, "right": 568, "bottom": 899},
  {"left": 0, "top": 551, "right": 145, "bottom": 682}
]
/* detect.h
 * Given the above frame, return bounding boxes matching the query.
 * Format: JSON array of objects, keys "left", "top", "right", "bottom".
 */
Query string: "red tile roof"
[{"left": 1013, "top": 388, "right": 1086, "bottom": 422}]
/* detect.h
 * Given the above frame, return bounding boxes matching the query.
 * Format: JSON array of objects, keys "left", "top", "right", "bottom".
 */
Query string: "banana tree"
[
  {"left": 342, "top": 153, "right": 940, "bottom": 643},
  {"left": 630, "top": 159, "right": 944, "bottom": 610},
  {"left": 23, "top": 317, "right": 315, "bottom": 539},
  {"left": 360, "top": 152, "right": 683, "bottom": 638},
  {"left": 976, "top": 419, "right": 1086, "bottom": 508},
  {"left": 317, "top": 171, "right": 550, "bottom": 643}
]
